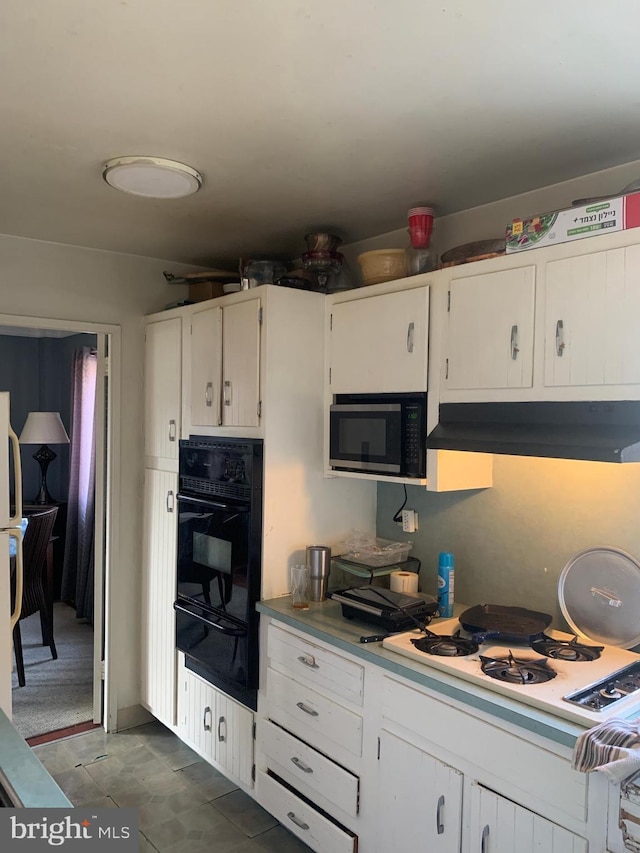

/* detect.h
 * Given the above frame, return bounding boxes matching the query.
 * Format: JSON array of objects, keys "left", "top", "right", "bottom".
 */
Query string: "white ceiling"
[{"left": 2, "top": 1, "right": 640, "bottom": 266}]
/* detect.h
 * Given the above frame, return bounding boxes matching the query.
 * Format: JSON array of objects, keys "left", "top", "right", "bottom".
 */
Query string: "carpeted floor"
[{"left": 11, "top": 601, "right": 94, "bottom": 740}]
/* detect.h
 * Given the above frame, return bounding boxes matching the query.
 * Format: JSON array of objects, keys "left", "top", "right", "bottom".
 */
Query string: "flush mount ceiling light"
[{"left": 102, "top": 156, "right": 203, "bottom": 199}]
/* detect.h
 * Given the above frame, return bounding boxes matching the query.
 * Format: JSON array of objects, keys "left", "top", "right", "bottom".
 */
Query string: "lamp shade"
[{"left": 19, "top": 412, "right": 70, "bottom": 445}]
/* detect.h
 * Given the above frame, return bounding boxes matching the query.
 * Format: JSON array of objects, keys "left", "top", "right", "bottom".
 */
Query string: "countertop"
[
  {"left": 0, "top": 709, "right": 72, "bottom": 808},
  {"left": 257, "top": 596, "right": 589, "bottom": 749}
]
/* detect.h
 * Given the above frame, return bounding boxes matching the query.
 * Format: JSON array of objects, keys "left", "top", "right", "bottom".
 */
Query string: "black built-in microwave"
[{"left": 329, "top": 392, "right": 426, "bottom": 478}]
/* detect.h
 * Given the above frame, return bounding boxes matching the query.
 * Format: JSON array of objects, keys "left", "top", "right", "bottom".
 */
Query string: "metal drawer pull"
[
  {"left": 168, "top": 419, "right": 176, "bottom": 441},
  {"left": 556, "top": 319, "right": 565, "bottom": 356},
  {"left": 203, "top": 706, "right": 212, "bottom": 732},
  {"left": 407, "top": 321, "right": 415, "bottom": 353},
  {"left": 223, "top": 379, "right": 232, "bottom": 406},
  {"left": 287, "top": 812, "right": 310, "bottom": 831},
  {"left": 296, "top": 701, "right": 319, "bottom": 717},
  {"left": 510, "top": 324, "right": 519, "bottom": 360},
  {"left": 166, "top": 490, "right": 174, "bottom": 513},
  {"left": 217, "top": 715, "right": 226, "bottom": 742},
  {"left": 205, "top": 381, "right": 213, "bottom": 407},
  {"left": 481, "top": 824, "right": 490, "bottom": 853},
  {"left": 297, "top": 654, "right": 319, "bottom": 669},
  {"left": 436, "top": 794, "right": 445, "bottom": 834},
  {"left": 290, "top": 756, "right": 314, "bottom": 774}
]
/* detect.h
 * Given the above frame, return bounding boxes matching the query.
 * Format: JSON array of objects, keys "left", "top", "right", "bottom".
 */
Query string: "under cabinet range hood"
[{"left": 426, "top": 401, "right": 640, "bottom": 463}]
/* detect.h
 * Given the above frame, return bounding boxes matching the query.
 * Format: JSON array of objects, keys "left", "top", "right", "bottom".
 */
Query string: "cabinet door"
[
  {"left": 145, "top": 318, "right": 181, "bottom": 459},
  {"left": 178, "top": 668, "right": 215, "bottom": 761},
  {"left": 330, "top": 288, "right": 429, "bottom": 394},
  {"left": 544, "top": 245, "right": 640, "bottom": 387},
  {"left": 468, "top": 783, "right": 587, "bottom": 853},
  {"left": 190, "top": 306, "right": 222, "bottom": 427},
  {"left": 445, "top": 266, "right": 535, "bottom": 391},
  {"left": 141, "top": 469, "right": 178, "bottom": 728},
  {"left": 215, "top": 691, "right": 254, "bottom": 788},
  {"left": 222, "top": 299, "right": 261, "bottom": 427},
  {"left": 377, "top": 730, "right": 462, "bottom": 853}
]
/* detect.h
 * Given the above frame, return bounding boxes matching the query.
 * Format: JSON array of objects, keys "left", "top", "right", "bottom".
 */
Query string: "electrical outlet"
[{"left": 402, "top": 509, "right": 418, "bottom": 533}]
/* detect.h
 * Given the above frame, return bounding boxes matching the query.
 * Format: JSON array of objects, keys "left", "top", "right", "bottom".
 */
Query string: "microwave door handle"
[
  {"left": 173, "top": 601, "right": 248, "bottom": 637},
  {"left": 176, "top": 493, "right": 249, "bottom": 512}
]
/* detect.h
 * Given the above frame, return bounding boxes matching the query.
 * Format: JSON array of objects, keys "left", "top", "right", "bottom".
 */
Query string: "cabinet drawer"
[
  {"left": 382, "top": 676, "right": 587, "bottom": 824},
  {"left": 267, "top": 668, "right": 363, "bottom": 758},
  {"left": 261, "top": 720, "right": 360, "bottom": 818},
  {"left": 257, "top": 770, "right": 357, "bottom": 853},
  {"left": 268, "top": 623, "right": 364, "bottom": 706}
]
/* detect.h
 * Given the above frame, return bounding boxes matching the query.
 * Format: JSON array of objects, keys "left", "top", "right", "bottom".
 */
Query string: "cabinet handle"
[
  {"left": 436, "top": 794, "right": 445, "bottom": 834},
  {"left": 297, "top": 654, "right": 319, "bottom": 670},
  {"left": 217, "top": 715, "right": 226, "bottom": 742},
  {"left": 510, "top": 324, "right": 520, "bottom": 360},
  {"left": 168, "top": 419, "right": 176, "bottom": 442},
  {"left": 223, "top": 379, "right": 232, "bottom": 407},
  {"left": 290, "top": 756, "right": 314, "bottom": 774},
  {"left": 287, "top": 812, "right": 310, "bottom": 831},
  {"left": 203, "top": 705, "right": 212, "bottom": 731},
  {"left": 556, "top": 319, "right": 566, "bottom": 356},
  {"left": 166, "top": 490, "right": 174, "bottom": 513},
  {"left": 296, "top": 701, "right": 319, "bottom": 717},
  {"left": 205, "top": 381, "right": 213, "bottom": 407},
  {"left": 481, "top": 824, "right": 490, "bottom": 853},
  {"left": 406, "top": 321, "right": 415, "bottom": 353}
]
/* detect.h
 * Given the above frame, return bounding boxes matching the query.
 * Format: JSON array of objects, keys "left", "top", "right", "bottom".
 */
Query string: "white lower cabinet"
[
  {"left": 254, "top": 617, "right": 601, "bottom": 853},
  {"left": 377, "top": 730, "right": 462, "bottom": 852},
  {"left": 178, "top": 664, "right": 254, "bottom": 789},
  {"left": 468, "top": 783, "right": 587, "bottom": 853},
  {"left": 256, "top": 622, "right": 363, "bottom": 852}
]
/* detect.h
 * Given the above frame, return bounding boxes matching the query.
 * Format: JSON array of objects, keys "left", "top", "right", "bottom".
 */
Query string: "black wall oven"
[{"left": 174, "top": 436, "right": 263, "bottom": 710}]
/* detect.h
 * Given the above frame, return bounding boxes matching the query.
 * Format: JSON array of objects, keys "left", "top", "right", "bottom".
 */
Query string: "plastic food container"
[
  {"left": 341, "top": 537, "right": 412, "bottom": 568},
  {"left": 357, "top": 249, "right": 407, "bottom": 286}
]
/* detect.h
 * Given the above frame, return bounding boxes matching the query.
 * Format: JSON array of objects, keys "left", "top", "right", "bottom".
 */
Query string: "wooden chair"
[{"left": 12, "top": 506, "right": 59, "bottom": 687}]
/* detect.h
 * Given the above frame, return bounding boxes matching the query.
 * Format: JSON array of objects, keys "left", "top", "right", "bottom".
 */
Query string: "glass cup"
[{"left": 290, "top": 564, "right": 310, "bottom": 610}]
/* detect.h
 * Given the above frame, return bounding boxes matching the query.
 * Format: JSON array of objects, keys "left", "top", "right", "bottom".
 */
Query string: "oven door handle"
[
  {"left": 177, "top": 493, "right": 249, "bottom": 512},
  {"left": 173, "top": 601, "right": 248, "bottom": 637}
]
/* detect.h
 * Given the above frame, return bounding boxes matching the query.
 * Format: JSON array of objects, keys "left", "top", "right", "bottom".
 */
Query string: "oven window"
[
  {"left": 331, "top": 409, "right": 402, "bottom": 466},
  {"left": 177, "top": 497, "right": 252, "bottom": 622},
  {"left": 339, "top": 417, "right": 387, "bottom": 457}
]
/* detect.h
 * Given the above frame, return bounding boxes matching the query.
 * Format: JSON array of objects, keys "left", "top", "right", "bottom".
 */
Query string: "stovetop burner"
[
  {"left": 411, "top": 631, "right": 478, "bottom": 657},
  {"left": 530, "top": 634, "right": 604, "bottom": 662},
  {"left": 480, "top": 652, "right": 557, "bottom": 685}
]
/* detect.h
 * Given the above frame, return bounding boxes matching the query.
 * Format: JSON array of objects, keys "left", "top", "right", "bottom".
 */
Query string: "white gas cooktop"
[{"left": 382, "top": 618, "right": 640, "bottom": 727}]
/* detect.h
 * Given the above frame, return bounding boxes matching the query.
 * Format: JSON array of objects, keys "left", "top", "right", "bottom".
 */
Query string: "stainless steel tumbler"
[{"left": 306, "top": 545, "right": 331, "bottom": 602}]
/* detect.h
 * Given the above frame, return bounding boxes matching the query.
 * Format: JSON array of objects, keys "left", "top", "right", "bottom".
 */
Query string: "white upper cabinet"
[
  {"left": 444, "top": 266, "right": 535, "bottom": 392},
  {"left": 544, "top": 244, "right": 640, "bottom": 388},
  {"left": 190, "top": 298, "right": 261, "bottom": 429},
  {"left": 222, "top": 299, "right": 261, "bottom": 427},
  {"left": 330, "top": 287, "right": 429, "bottom": 394},
  {"left": 145, "top": 317, "right": 181, "bottom": 460},
  {"left": 190, "top": 305, "right": 222, "bottom": 427}
]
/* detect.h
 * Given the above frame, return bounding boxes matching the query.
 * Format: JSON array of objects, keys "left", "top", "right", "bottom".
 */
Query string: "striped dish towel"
[{"left": 572, "top": 718, "right": 640, "bottom": 782}]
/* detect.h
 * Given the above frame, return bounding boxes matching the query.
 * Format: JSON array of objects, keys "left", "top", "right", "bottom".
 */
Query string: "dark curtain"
[{"left": 61, "top": 347, "right": 97, "bottom": 622}]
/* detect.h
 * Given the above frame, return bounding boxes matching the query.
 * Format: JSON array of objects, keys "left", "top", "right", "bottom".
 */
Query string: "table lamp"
[{"left": 19, "top": 411, "right": 70, "bottom": 504}]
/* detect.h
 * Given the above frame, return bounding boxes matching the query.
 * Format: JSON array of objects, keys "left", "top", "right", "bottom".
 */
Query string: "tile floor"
[{"left": 33, "top": 719, "right": 312, "bottom": 852}]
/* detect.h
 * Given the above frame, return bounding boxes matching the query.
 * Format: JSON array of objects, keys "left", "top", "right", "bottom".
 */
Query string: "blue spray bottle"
[{"left": 437, "top": 552, "right": 455, "bottom": 618}]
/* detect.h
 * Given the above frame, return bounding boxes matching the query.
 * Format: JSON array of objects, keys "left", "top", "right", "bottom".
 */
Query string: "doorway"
[{"left": 0, "top": 315, "right": 116, "bottom": 740}]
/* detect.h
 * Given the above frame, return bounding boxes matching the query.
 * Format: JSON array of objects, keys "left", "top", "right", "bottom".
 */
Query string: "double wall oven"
[{"left": 174, "top": 436, "right": 263, "bottom": 710}]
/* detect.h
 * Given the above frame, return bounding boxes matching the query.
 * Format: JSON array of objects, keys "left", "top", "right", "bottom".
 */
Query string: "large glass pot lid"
[{"left": 558, "top": 546, "right": 640, "bottom": 648}]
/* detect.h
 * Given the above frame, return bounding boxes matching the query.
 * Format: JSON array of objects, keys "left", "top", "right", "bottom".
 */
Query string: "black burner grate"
[
  {"left": 530, "top": 635, "right": 603, "bottom": 662},
  {"left": 411, "top": 631, "right": 478, "bottom": 657},
  {"left": 480, "top": 652, "right": 557, "bottom": 685}
]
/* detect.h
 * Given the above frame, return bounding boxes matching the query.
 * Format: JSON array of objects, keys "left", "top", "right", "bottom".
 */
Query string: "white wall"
[{"left": 0, "top": 233, "right": 195, "bottom": 723}]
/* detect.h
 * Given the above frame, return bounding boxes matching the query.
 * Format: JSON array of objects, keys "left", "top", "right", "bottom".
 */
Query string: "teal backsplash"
[{"left": 376, "top": 454, "right": 640, "bottom": 630}]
